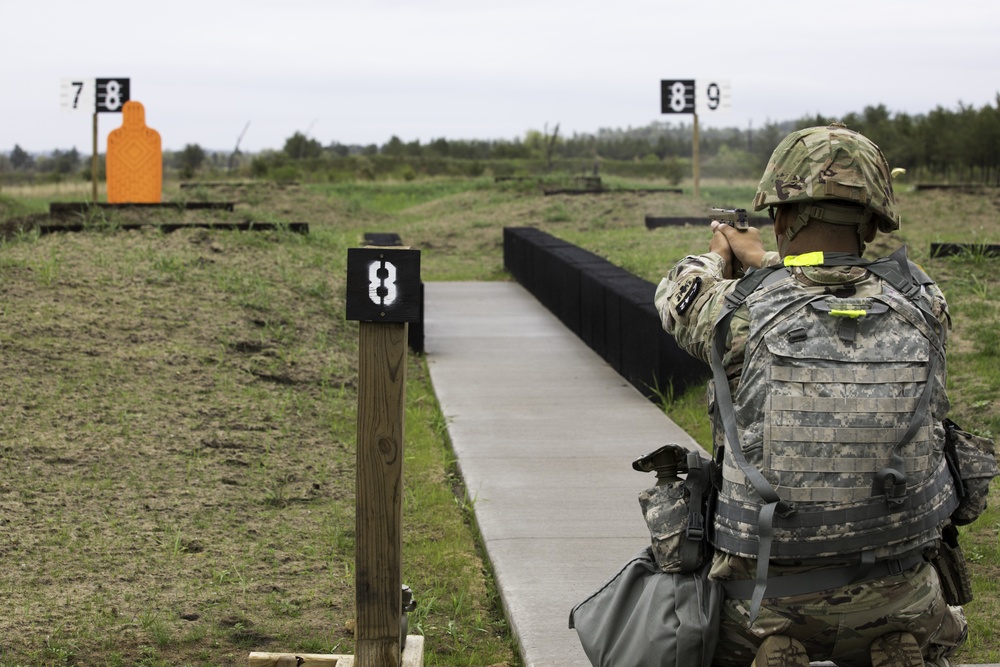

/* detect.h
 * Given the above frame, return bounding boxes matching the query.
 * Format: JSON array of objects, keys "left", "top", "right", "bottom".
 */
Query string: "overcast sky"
[{"left": 3, "top": 0, "right": 998, "bottom": 154}]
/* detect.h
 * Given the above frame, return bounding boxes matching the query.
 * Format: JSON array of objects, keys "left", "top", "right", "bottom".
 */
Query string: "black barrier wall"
[{"left": 503, "top": 227, "right": 710, "bottom": 401}]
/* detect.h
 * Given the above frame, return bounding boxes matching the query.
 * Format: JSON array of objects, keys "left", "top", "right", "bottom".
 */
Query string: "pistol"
[
  {"left": 710, "top": 207, "right": 750, "bottom": 276},
  {"left": 710, "top": 207, "right": 750, "bottom": 231}
]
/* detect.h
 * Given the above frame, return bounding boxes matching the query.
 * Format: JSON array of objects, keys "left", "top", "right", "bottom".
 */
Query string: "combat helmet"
[{"left": 752, "top": 123, "right": 900, "bottom": 252}]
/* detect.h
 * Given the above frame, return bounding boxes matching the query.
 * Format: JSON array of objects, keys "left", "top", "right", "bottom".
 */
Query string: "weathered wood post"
[{"left": 346, "top": 246, "right": 422, "bottom": 667}]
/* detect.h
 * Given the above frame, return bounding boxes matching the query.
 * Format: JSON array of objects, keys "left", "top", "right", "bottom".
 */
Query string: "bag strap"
[
  {"left": 711, "top": 278, "right": 793, "bottom": 621},
  {"left": 855, "top": 247, "right": 947, "bottom": 505}
]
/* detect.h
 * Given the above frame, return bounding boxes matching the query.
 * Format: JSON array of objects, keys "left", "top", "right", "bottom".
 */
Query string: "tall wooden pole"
[
  {"left": 693, "top": 112, "right": 701, "bottom": 201},
  {"left": 346, "top": 247, "right": 420, "bottom": 667},
  {"left": 355, "top": 320, "right": 407, "bottom": 667},
  {"left": 91, "top": 112, "right": 98, "bottom": 203}
]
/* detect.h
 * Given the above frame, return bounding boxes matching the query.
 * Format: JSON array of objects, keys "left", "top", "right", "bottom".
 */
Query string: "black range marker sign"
[
  {"left": 96, "top": 78, "right": 130, "bottom": 112},
  {"left": 346, "top": 248, "right": 422, "bottom": 323}
]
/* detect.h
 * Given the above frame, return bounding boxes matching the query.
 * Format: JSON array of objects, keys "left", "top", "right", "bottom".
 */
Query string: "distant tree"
[
  {"left": 283, "top": 132, "right": 322, "bottom": 160},
  {"left": 427, "top": 138, "right": 450, "bottom": 157},
  {"left": 524, "top": 124, "right": 562, "bottom": 168},
  {"left": 749, "top": 122, "right": 788, "bottom": 168},
  {"left": 708, "top": 144, "right": 757, "bottom": 183},
  {"left": 492, "top": 139, "right": 531, "bottom": 160},
  {"left": 328, "top": 142, "right": 350, "bottom": 157},
  {"left": 250, "top": 156, "right": 270, "bottom": 178},
  {"left": 382, "top": 135, "right": 405, "bottom": 158},
  {"left": 54, "top": 148, "right": 80, "bottom": 174},
  {"left": 523, "top": 130, "right": 546, "bottom": 158},
  {"left": 447, "top": 139, "right": 492, "bottom": 160},
  {"left": 888, "top": 112, "right": 921, "bottom": 170},
  {"left": 355, "top": 156, "right": 376, "bottom": 180},
  {"left": 179, "top": 143, "right": 207, "bottom": 178},
  {"left": 796, "top": 113, "right": 834, "bottom": 129},
  {"left": 34, "top": 149, "right": 78, "bottom": 176},
  {"left": 404, "top": 139, "right": 423, "bottom": 157},
  {"left": 969, "top": 97, "right": 1000, "bottom": 183},
  {"left": 922, "top": 106, "right": 962, "bottom": 176},
  {"left": 663, "top": 156, "right": 686, "bottom": 185},
  {"left": 10, "top": 144, "right": 32, "bottom": 170}
]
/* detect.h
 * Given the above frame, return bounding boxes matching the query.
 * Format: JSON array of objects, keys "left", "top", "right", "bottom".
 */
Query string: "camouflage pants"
[{"left": 710, "top": 556, "right": 967, "bottom": 667}]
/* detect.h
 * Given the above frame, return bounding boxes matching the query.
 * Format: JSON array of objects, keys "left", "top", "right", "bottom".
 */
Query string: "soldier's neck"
[{"left": 779, "top": 224, "right": 862, "bottom": 258}]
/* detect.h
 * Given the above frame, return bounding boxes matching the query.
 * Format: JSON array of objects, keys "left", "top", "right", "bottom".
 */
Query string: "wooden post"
[
  {"left": 91, "top": 112, "right": 98, "bottom": 203},
  {"left": 692, "top": 112, "right": 700, "bottom": 201},
  {"left": 345, "top": 247, "right": 422, "bottom": 667},
  {"left": 355, "top": 319, "right": 407, "bottom": 667},
  {"left": 244, "top": 247, "right": 422, "bottom": 666}
]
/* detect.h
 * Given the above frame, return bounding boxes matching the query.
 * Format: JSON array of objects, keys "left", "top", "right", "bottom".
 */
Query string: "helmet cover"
[{"left": 753, "top": 123, "right": 899, "bottom": 234}]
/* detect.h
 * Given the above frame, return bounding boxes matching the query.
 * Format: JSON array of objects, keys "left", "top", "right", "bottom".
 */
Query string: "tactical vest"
[{"left": 709, "top": 248, "right": 958, "bottom": 619}]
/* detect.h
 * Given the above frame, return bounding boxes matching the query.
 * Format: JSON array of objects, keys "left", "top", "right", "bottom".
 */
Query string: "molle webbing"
[
  {"left": 770, "top": 366, "right": 927, "bottom": 384},
  {"left": 713, "top": 458, "right": 957, "bottom": 559},
  {"left": 770, "top": 393, "right": 924, "bottom": 413},
  {"left": 708, "top": 247, "right": 949, "bottom": 621}
]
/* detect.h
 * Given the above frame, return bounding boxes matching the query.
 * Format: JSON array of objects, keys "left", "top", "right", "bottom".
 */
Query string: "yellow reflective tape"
[
  {"left": 784, "top": 252, "right": 825, "bottom": 267},
  {"left": 829, "top": 309, "right": 867, "bottom": 318}
]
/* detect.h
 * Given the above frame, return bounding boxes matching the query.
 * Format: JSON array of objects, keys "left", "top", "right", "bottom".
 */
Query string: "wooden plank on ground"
[
  {"left": 247, "top": 636, "right": 423, "bottom": 667},
  {"left": 248, "top": 653, "right": 343, "bottom": 666}
]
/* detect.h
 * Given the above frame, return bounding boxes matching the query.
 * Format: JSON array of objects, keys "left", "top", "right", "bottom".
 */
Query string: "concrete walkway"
[
  {"left": 423, "top": 281, "right": 703, "bottom": 666},
  {"left": 423, "top": 281, "right": 994, "bottom": 667}
]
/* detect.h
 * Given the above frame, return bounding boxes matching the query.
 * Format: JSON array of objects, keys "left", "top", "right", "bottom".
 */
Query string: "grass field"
[{"left": 0, "top": 175, "right": 997, "bottom": 666}]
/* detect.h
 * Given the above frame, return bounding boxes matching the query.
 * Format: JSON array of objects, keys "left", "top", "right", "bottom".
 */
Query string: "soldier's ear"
[
  {"left": 864, "top": 225, "right": 877, "bottom": 243},
  {"left": 771, "top": 206, "right": 789, "bottom": 236}
]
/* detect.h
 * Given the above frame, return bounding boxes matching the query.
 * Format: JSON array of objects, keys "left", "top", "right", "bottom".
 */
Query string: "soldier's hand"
[
  {"left": 709, "top": 223, "right": 736, "bottom": 279},
  {"left": 710, "top": 221, "right": 766, "bottom": 277}
]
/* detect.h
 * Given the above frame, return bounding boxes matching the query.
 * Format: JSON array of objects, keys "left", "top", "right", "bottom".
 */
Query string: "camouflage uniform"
[{"left": 654, "top": 252, "right": 967, "bottom": 667}]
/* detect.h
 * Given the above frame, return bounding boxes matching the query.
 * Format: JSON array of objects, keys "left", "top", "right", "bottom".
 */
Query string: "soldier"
[{"left": 655, "top": 124, "right": 969, "bottom": 667}]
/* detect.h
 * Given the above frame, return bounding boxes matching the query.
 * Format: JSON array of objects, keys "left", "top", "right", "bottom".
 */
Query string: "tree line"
[
  {"left": 260, "top": 97, "right": 1000, "bottom": 184},
  {"left": 3, "top": 96, "right": 999, "bottom": 185}
]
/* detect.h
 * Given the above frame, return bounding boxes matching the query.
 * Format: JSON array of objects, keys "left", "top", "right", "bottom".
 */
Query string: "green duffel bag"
[{"left": 569, "top": 546, "right": 721, "bottom": 667}]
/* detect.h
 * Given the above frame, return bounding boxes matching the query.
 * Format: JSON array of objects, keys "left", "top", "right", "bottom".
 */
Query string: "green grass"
[
  {"left": 0, "top": 199, "right": 517, "bottom": 666},
  {"left": 0, "top": 175, "right": 998, "bottom": 665},
  {"left": 319, "top": 178, "right": 496, "bottom": 215}
]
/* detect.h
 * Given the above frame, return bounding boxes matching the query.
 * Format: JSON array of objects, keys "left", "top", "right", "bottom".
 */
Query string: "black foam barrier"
[{"left": 502, "top": 227, "right": 710, "bottom": 401}]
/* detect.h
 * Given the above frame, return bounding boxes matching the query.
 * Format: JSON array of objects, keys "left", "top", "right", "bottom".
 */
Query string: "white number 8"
[
  {"left": 104, "top": 80, "right": 122, "bottom": 111},
  {"left": 368, "top": 260, "right": 398, "bottom": 307},
  {"left": 670, "top": 81, "right": 687, "bottom": 113}
]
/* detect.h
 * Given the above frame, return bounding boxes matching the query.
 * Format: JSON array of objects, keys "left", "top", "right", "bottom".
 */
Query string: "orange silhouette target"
[{"left": 106, "top": 100, "right": 162, "bottom": 203}]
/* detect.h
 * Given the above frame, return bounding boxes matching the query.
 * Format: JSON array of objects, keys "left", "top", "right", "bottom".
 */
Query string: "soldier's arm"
[
  {"left": 925, "top": 282, "right": 952, "bottom": 343},
  {"left": 655, "top": 252, "right": 741, "bottom": 364}
]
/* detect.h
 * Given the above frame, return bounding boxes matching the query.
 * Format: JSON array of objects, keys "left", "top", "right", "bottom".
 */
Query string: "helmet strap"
[
  {"left": 780, "top": 202, "right": 873, "bottom": 255},
  {"left": 778, "top": 204, "right": 811, "bottom": 255}
]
